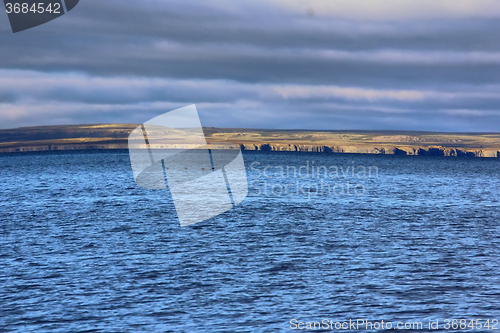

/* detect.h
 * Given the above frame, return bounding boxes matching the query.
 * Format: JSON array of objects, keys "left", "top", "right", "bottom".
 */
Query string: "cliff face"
[
  {"left": 0, "top": 143, "right": 129, "bottom": 153},
  {"left": 5, "top": 142, "right": 499, "bottom": 158},
  {"left": 239, "top": 143, "right": 500, "bottom": 158},
  {"left": 1, "top": 124, "right": 500, "bottom": 158}
]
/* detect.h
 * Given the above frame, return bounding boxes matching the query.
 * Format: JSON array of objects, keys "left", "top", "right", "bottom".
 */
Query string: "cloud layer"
[{"left": 1, "top": 0, "right": 500, "bottom": 131}]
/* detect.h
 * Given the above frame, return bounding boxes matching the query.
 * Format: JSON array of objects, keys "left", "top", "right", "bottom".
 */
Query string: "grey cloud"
[
  {"left": 1, "top": 70, "right": 500, "bottom": 132},
  {"left": 0, "top": 0, "right": 500, "bottom": 131}
]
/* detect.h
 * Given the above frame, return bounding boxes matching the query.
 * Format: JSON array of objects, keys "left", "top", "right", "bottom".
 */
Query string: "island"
[{"left": 1, "top": 124, "right": 500, "bottom": 158}]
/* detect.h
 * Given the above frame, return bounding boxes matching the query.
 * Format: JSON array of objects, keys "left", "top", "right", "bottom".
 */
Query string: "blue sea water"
[{"left": 1, "top": 150, "right": 500, "bottom": 332}]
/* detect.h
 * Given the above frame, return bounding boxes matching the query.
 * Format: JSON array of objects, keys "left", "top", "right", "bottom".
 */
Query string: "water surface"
[{"left": 1, "top": 151, "right": 500, "bottom": 332}]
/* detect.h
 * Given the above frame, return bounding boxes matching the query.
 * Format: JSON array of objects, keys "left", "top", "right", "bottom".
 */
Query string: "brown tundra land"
[{"left": 1, "top": 124, "right": 500, "bottom": 158}]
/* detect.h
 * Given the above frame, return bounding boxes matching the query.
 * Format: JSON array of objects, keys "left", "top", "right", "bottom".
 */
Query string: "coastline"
[{"left": 1, "top": 124, "right": 500, "bottom": 158}]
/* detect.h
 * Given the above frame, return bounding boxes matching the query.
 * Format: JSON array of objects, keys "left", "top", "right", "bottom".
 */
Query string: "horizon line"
[{"left": 1, "top": 123, "right": 500, "bottom": 136}]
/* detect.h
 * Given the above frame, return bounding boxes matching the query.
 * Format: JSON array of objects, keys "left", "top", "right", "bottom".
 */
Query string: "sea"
[{"left": 1, "top": 150, "right": 500, "bottom": 332}]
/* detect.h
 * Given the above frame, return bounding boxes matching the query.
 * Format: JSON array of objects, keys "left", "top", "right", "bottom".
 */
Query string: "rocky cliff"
[{"left": 238, "top": 143, "right": 500, "bottom": 158}]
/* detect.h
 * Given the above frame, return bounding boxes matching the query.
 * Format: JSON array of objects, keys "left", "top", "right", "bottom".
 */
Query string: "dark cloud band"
[{"left": 1, "top": 0, "right": 500, "bottom": 131}]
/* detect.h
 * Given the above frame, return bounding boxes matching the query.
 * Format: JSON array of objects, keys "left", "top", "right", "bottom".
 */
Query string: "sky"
[{"left": 1, "top": 0, "right": 500, "bottom": 132}]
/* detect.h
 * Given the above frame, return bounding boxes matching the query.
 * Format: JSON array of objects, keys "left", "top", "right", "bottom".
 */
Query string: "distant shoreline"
[{"left": 1, "top": 124, "right": 500, "bottom": 158}]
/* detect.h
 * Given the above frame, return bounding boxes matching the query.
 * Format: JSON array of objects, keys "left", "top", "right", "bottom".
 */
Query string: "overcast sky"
[{"left": 1, "top": 0, "right": 500, "bottom": 131}]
